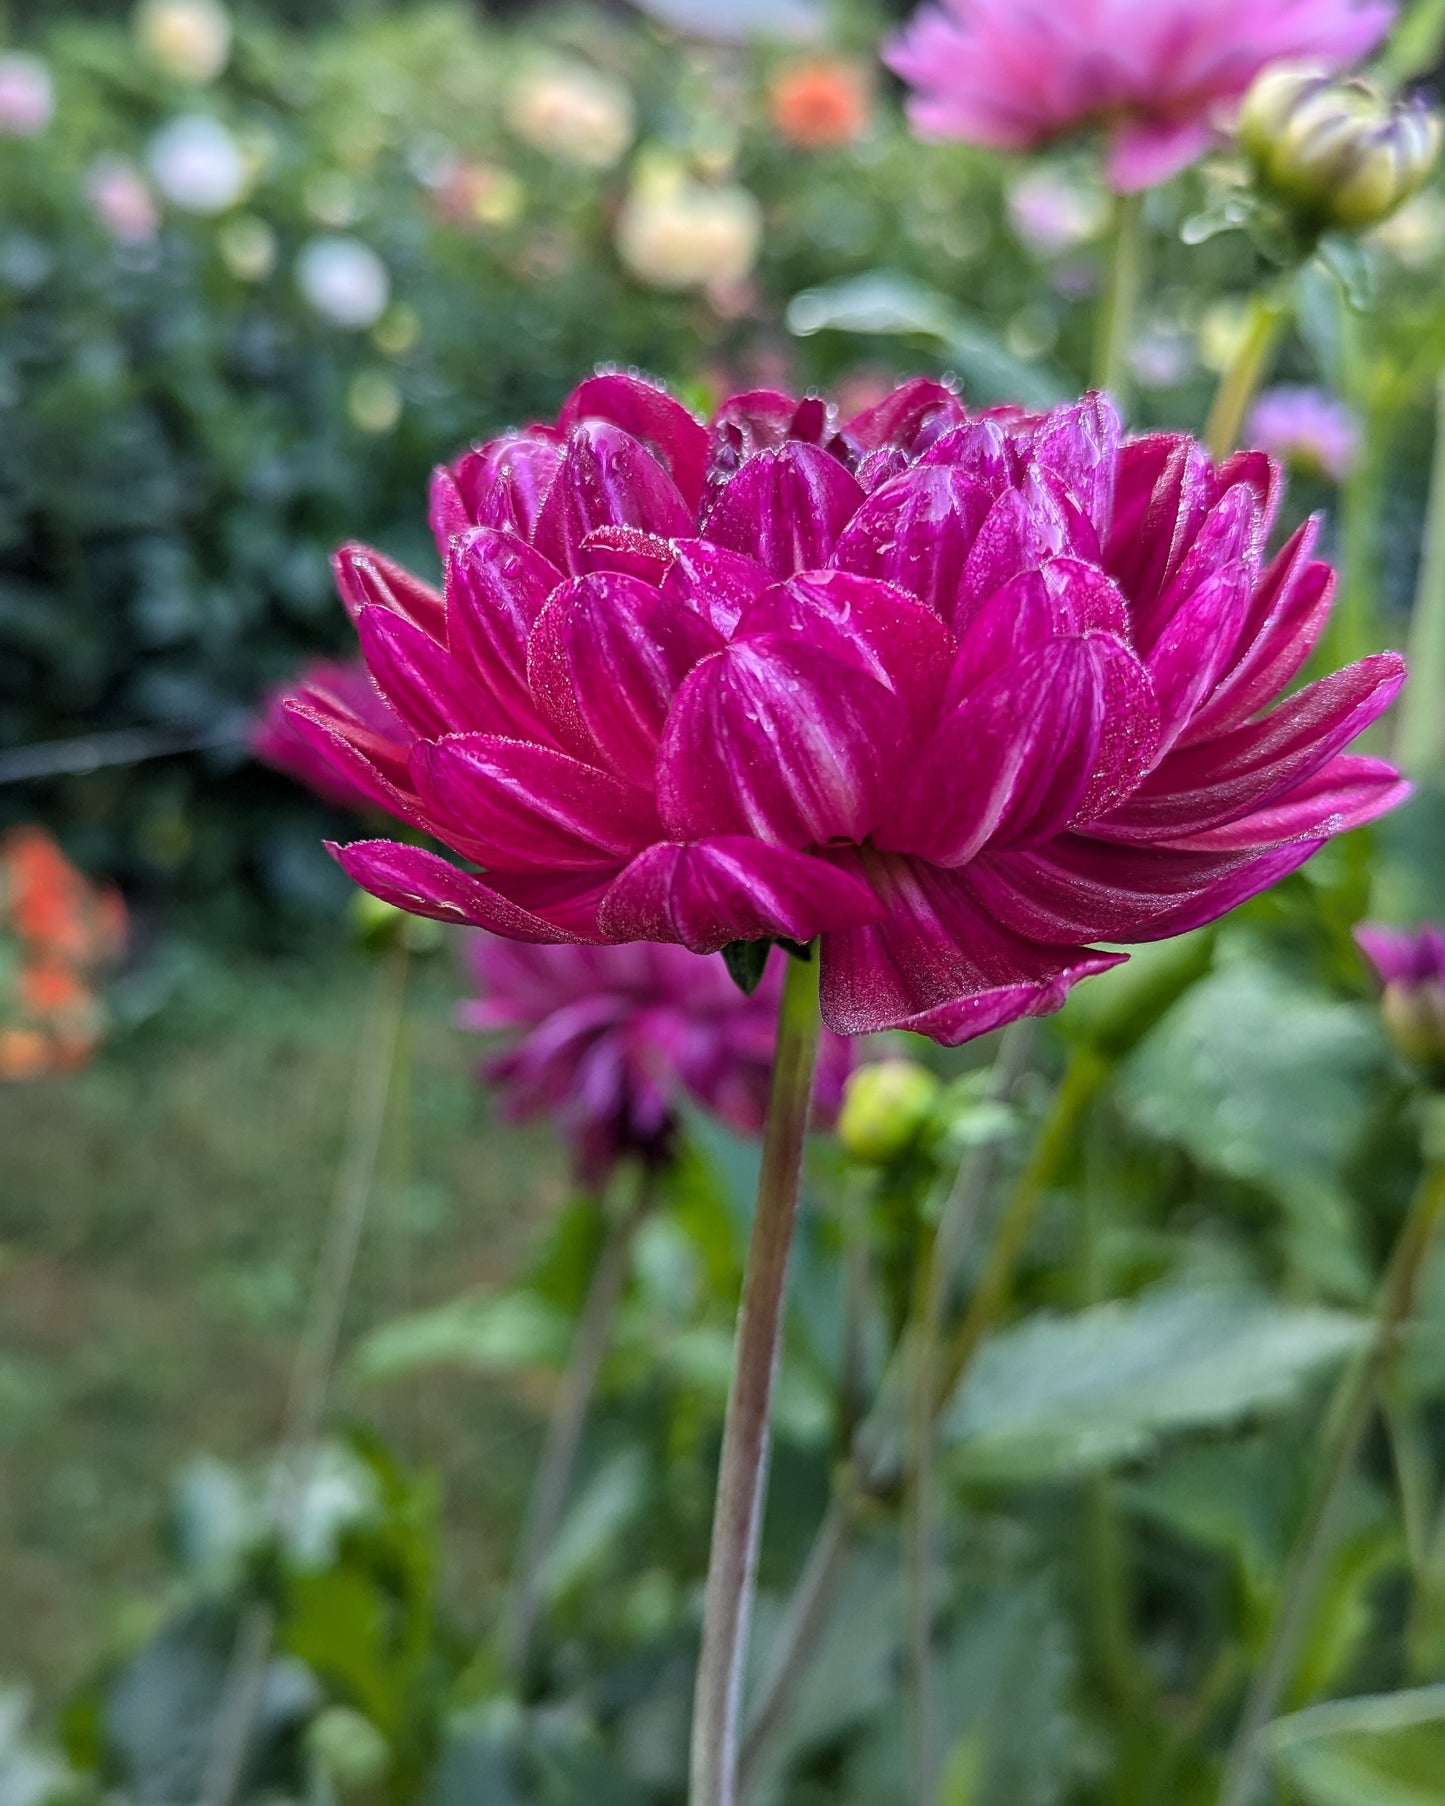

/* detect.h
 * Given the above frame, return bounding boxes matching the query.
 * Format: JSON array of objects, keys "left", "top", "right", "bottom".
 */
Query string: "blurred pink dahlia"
[
  {"left": 252, "top": 656, "right": 408, "bottom": 813},
  {"left": 462, "top": 937, "right": 854, "bottom": 1182},
  {"left": 290, "top": 371, "right": 1408, "bottom": 1046},
  {"left": 885, "top": 0, "right": 1394, "bottom": 191}
]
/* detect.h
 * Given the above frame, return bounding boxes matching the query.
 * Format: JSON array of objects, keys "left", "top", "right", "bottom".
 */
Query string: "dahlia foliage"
[
  {"left": 461, "top": 937, "right": 853, "bottom": 1184},
  {"left": 885, "top": 0, "right": 1394, "bottom": 191},
  {"left": 291, "top": 372, "right": 1407, "bottom": 1046}
]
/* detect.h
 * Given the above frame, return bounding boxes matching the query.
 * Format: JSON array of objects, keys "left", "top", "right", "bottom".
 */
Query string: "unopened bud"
[
  {"left": 1356, "top": 924, "right": 1445, "bottom": 1077},
  {"left": 1240, "top": 65, "right": 1442, "bottom": 233},
  {"left": 837, "top": 1059, "right": 941, "bottom": 1164}
]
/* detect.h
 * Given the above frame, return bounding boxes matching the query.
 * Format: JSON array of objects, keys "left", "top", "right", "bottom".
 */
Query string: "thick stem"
[
  {"left": 1093, "top": 190, "right": 1145, "bottom": 414},
  {"left": 1203, "top": 292, "right": 1287, "bottom": 465},
  {"left": 1215, "top": 1159, "right": 1445, "bottom": 1806},
  {"left": 1398, "top": 372, "right": 1445, "bottom": 775},
  {"left": 201, "top": 941, "right": 412, "bottom": 1806},
  {"left": 689, "top": 949, "right": 823, "bottom": 1806},
  {"left": 505, "top": 1171, "right": 648, "bottom": 1682}
]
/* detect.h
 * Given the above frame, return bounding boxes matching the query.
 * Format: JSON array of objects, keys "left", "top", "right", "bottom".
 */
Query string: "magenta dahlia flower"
[
  {"left": 461, "top": 936, "right": 854, "bottom": 1183},
  {"left": 252, "top": 656, "right": 410, "bottom": 813},
  {"left": 885, "top": 0, "right": 1393, "bottom": 192},
  {"left": 291, "top": 371, "right": 1408, "bottom": 1046}
]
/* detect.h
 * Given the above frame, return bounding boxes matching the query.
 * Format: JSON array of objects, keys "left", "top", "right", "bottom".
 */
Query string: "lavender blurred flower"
[
  {"left": 1356, "top": 923, "right": 1445, "bottom": 1069},
  {"left": 1006, "top": 168, "right": 1108, "bottom": 257},
  {"left": 0, "top": 53, "right": 53, "bottom": 137},
  {"left": 85, "top": 157, "right": 161, "bottom": 246},
  {"left": 1248, "top": 386, "right": 1359, "bottom": 483},
  {"left": 147, "top": 114, "right": 246, "bottom": 213},
  {"left": 885, "top": 0, "right": 1393, "bottom": 191},
  {"left": 461, "top": 938, "right": 854, "bottom": 1183}
]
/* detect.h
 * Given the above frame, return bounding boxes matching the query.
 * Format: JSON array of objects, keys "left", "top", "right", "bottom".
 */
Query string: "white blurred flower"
[
  {"left": 1006, "top": 167, "right": 1108, "bottom": 256},
  {"left": 85, "top": 156, "right": 161, "bottom": 244},
  {"left": 616, "top": 163, "right": 762, "bottom": 293},
  {"left": 507, "top": 61, "right": 635, "bottom": 170},
  {"left": 147, "top": 114, "right": 246, "bottom": 213},
  {"left": 135, "top": 0, "right": 233, "bottom": 85},
  {"left": 296, "top": 234, "right": 391, "bottom": 329},
  {"left": 0, "top": 54, "right": 53, "bottom": 137}
]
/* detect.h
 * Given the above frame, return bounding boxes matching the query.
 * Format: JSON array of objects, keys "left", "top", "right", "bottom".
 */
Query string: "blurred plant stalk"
[
  {"left": 1215, "top": 1131, "right": 1445, "bottom": 1806},
  {"left": 1398, "top": 372, "right": 1445, "bottom": 775},
  {"left": 1093, "top": 190, "right": 1145, "bottom": 415},
  {"left": 1204, "top": 290, "right": 1289, "bottom": 463},
  {"left": 689, "top": 949, "right": 822, "bottom": 1806}
]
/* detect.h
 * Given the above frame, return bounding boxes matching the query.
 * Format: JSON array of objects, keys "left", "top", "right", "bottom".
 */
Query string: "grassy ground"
[{"left": 0, "top": 933, "right": 569, "bottom": 1701}]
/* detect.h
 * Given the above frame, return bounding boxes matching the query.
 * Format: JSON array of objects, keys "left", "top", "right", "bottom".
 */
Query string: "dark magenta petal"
[
  {"left": 884, "top": 634, "right": 1149, "bottom": 864},
  {"left": 411, "top": 734, "right": 660, "bottom": 870},
  {"left": 452, "top": 432, "right": 564, "bottom": 540},
  {"left": 429, "top": 467, "right": 470, "bottom": 553},
  {"left": 327, "top": 838, "right": 598, "bottom": 941},
  {"left": 1135, "top": 483, "right": 1265, "bottom": 659},
  {"left": 1163, "top": 755, "right": 1410, "bottom": 851},
  {"left": 830, "top": 465, "right": 993, "bottom": 621},
  {"left": 526, "top": 571, "right": 724, "bottom": 786},
  {"left": 1042, "top": 558, "right": 1130, "bottom": 636},
  {"left": 705, "top": 389, "right": 810, "bottom": 483},
  {"left": 1125, "top": 842, "right": 1323, "bottom": 941},
  {"left": 1145, "top": 561, "right": 1257, "bottom": 755},
  {"left": 357, "top": 606, "right": 498, "bottom": 741},
  {"left": 532, "top": 421, "right": 692, "bottom": 575},
  {"left": 953, "top": 472, "right": 1096, "bottom": 629},
  {"left": 837, "top": 377, "right": 967, "bottom": 459},
  {"left": 1180, "top": 521, "right": 1332, "bottom": 744},
  {"left": 662, "top": 539, "right": 772, "bottom": 637},
  {"left": 657, "top": 634, "right": 914, "bottom": 847},
  {"left": 704, "top": 443, "right": 865, "bottom": 580},
  {"left": 737, "top": 569, "right": 958, "bottom": 728},
  {"left": 445, "top": 527, "right": 562, "bottom": 743},
  {"left": 598, "top": 836, "right": 883, "bottom": 952},
  {"left": 1105, "top": 435, "right": 1212, "bottom": 621},
  {"left": 281, "top": 700, "right": 418, "bottom": 816},
  {"left": 944, "top": 569, "right": 1068, "bottom": 708},
  {"left": 1093, "top": 652, "right": 1406, "bottom": 843},
  {"left": 1027, "top": 392, "right": 1122, "bottom": 532},
  {"left": 333, "top": 544, "right": 447, "bottom": 641},
  {"left": 918, "top": 417, "right": 1014, "bottom": 491},
  {"left": 818, "top": 850, "right": 1125, "bottom": 1043},
  {"left": 578, "top": 525, "right": 676, "bottom": 586},
  {"left": 560, "top": 373, "right": 710, "bottom": 512}
]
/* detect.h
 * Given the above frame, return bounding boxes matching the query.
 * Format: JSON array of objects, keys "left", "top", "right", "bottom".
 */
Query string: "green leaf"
[
  {"left": 941, "top": 1284, "right": 1367, "bottom": 1483},
  {"left": 1270, "top": 1686, "right": 1445, "bottom": 1806},
  {"left": 351, "top": 1289, "right": 571, "bottom": 1384},
  {"left": 786, "top": 270, "right": 1064, "bottom": 409},
  {"left": 723, "top": 938, "right": 773, "bottom": 995}
]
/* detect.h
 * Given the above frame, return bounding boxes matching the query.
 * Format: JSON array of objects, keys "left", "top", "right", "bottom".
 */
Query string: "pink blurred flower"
[
  {"left": 85, "top": 157, "right": 161, "bottom": 245},
  {"left": 1247, "top": 386, "right": 1359, "bottom": 483},
  {"left": 293, "top": 371, "right": 1408, "bottom": 1046},
  {"left": 462, "top": 937, "right": 853, "bottom": 1183},
  {"left": 1355, "top": 922, "right": 1445, "bottom": 1068},
  {"left": 885, "top": 0, "right": 1393, "bottom": 191},
  {"left": 251, "top": 654, "right": 410, "bottom": 813},
  {"left": 0, "top": 53, "right": 53, "bottom": 137}
]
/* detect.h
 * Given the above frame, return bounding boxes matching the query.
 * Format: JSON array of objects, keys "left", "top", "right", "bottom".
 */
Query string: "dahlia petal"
[
  {"left": 357, "top": 606, "right": 498, "bottom": 741},
  {"left": 445, "top": 527, "right": 562, "bottom": 741},
  {"left": 525, "top": 571, "right": 724, "bottom": 786},
  {"left": 737, "top": 569, "right": 958, "bottom": 728},
  {"left": 411, "top": 734, "right": 660, "bottom": 870},
  {"left": 1145, "top": 561, "right": 1257, "bottom": 755},
  {"left": 532, "top": 421, "right": 692, "bottom": 575},
  {"left": 1107, "top": 116, "right": 1215, "bottom": 191},
  {"left": 917, "top": 417, "right": 1014, "bottom": 490},
  {"left": 597, "top": 836, "right": 883, "bottom": 952},
  {"left": 452, "top": 432, "right": 563, "bottom": 540},
  {"left": 1042, "top": 558, "right": 1130, "bottom": 636},
  {"left": 1180, "top": 521, "right": 1332, "bottom": 744},
  {"left": 1127, "top": 842, "right": 1324, "bottom": 941},
  {"left": 943, "top": 569, "right": 1068, "bottom": 708},
  {"left": 558, "top": 373, "right": 710, "bottom": 511},
  {"left": 429, "top": 467, "right": 470, "bottom": 552},
  {"left": 662, "top": 539, "right": 772, "bottom": 637},
  {"left": 1138, "top": 483, "right": 1265, "bottom": 659},
  {"left": 333, "top": 544, "right": 447, "bottom": 640},
  {"left": 837, "top": 377, "right": 966, "bottom": 460},
  {"left": 657, "top": 635, "right": 914, "bottom": 848},
  {"left": 830, "top": 465, "right": 993, "bottom": 623},
  {"left": 281, "top": 700, "right": 418, "bottom": 816},
  {"left": 1028, "top": 392, "right": 1121, "bottom": 531},
  {"left": 1162, "top": 756, "right": 1411, "bottom": 852},
  {"left": 885, "top": 633, "right": 1142, "bottom": 864},
  {"left": 1093, "top": 652, "right": 1406, "bottom": 843},
  {"left": 954, "top": 472, "right": 1096, "bottom": 629},
  {"left": 1212, "top": 449, "right": 1282, "bottom": 536},
  {"left": 706, "top": 390, "right": 820, "bottom": 483},
  {"left": 818, "top": 851, "right": 1124, "bottom": 1044},
  {"left": 578, "top": 525, "right": 676, "bottom": 586},
  {"left": 704, "top": 443, "right": 865, "bottom": 580},
  {"left": 1106, "top": 436, "right": 1212, "bottom": 621},
  {"left": 327, "top": 839, "right": 592, "bottom": 941}
]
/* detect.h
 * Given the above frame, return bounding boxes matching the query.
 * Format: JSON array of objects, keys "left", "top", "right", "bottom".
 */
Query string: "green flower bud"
[
  {"left": 1239, "top": 64, "right": 1442, "bottom": 233},
  {"left": 837, "top": 1059, "right": 941, "bottom": 1165}
]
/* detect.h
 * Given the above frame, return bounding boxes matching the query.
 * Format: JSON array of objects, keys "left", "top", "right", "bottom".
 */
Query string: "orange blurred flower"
[{"left": 769, "top": 57, "right": 871, "bottom": 150}]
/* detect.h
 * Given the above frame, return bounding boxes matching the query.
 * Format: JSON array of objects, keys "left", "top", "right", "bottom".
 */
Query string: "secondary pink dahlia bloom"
[
  {"left": 1247, "top": 387, "right": 1359, "bottom": 484},
  {"left": 252, "top": 657, "right": 409, "bottom": 813},
  {"left": 292, "top": 371, "right": 1408, "bottom": 1046},
  {"left": 885, "top": 0, "right": 1394, "bottom": 192},
  {"left": 462, "top": 937, "right": 854, "bottom": 1183}
]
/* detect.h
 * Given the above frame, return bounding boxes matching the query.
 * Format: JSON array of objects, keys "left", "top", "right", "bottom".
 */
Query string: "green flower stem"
[
  {"left": 201, "top": 940, "right": 412, "bottom": 1806},
  {"left": 689, "top": 948, "right": 823, "bottom": 1806},
  {"left": 1203, "top": 291, "right": 1289, "bottom": 464},
  {"left": 1093, "top": 190, "right": 1146, "bottom": 412},
  {"left": 1398, "top": 371, "right": 1445, "bottom": 775},
  {"left": 1216, "top": 1157, "right": 1445, "bottom": 1806},
  {"left": 505, "top": 1170, "right": 649, "bottom": 1682}
]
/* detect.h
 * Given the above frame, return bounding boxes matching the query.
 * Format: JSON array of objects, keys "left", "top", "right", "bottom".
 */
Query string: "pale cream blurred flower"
[
  {"left": 1198, "top": 299, "right": 1252, "bottom": 375},
  {"left": 0, "top": 53, "right": 53, "bottom": 137},
  {"left": 85, "top": 157, "right": 161, "bottom": 244},
  {"left": 1371, "top": 190, "right": 1445, "bottom": 269},
  {"left": 507, "top": 61, "right": 635, "bottom": 170},
  {"left": 135, "top": 0, "right": 233, "bottom": 86},
  {"left": 296, "top": 235, "right": 391, "bottom": 329},
  {"left": 147, "top": 114, "right": 247, "bottom": 213},
  {"left": 616, "top": 158, "right": 762, "bottom": 293},
  {"left": 218, "top": 213, "right": 276, "bottom": 280},
  {"left": 347, "top": 368, "right": 403, "bottom": 434}
]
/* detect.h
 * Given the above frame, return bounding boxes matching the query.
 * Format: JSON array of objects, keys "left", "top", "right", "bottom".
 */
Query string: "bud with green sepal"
[{"left": 837, "top": 1058, "right": 943, "bottom": 1166}]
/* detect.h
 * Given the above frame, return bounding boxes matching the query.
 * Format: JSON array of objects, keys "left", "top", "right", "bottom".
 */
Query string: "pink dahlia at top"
[
  {"left": 886, "top": 0, "right": 1393, "bottom": 191},
  {"left": 461, "top": 938, "right": 854, "bottom": 1184},
  {"left": 285, "top": 372, "right": 1409, "bottom": 1045}
]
